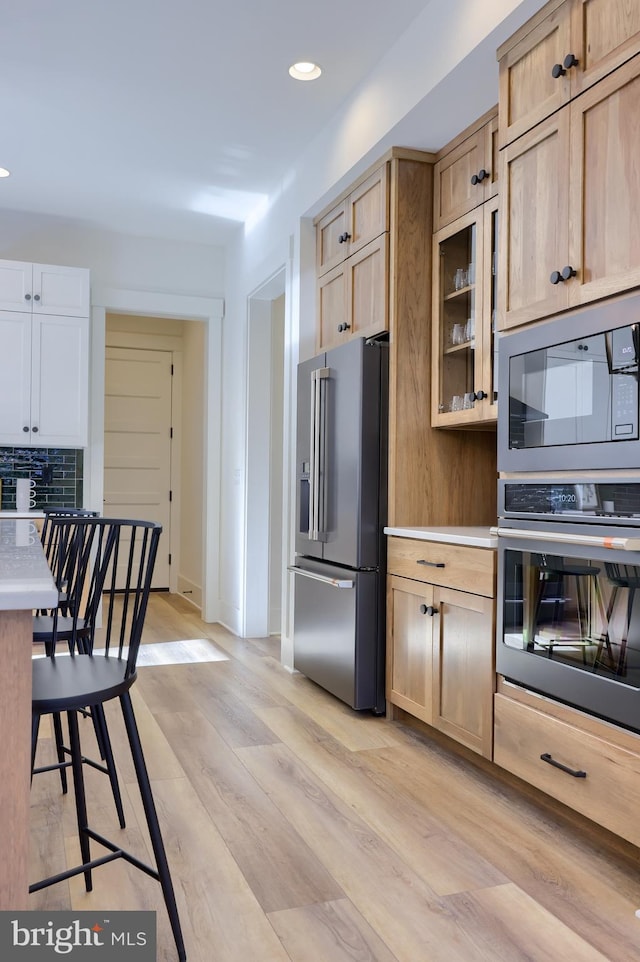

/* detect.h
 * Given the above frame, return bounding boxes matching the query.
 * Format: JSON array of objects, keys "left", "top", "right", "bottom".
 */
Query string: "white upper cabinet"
[
  {"left": 0, "top": 260, "right": 90, "bottom": 317},
  {"left": 0, "top": 260, "right": 90, "bottom": 448}
]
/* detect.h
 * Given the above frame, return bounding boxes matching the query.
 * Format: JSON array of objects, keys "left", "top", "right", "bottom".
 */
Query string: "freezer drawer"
[{"left": 290, "top": 560, "right": 384, "bottom": 712}]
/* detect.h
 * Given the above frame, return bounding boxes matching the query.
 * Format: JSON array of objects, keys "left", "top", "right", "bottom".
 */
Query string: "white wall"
[{"left": 0, "top": 210, "right": 226, "bottom": 295}]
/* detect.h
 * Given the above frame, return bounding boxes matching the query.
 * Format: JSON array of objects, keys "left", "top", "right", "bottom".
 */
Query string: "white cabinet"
[
  {"left": 0, "top": 260, "right": 90, "bottom": 448},
  {"left": 0, "top": 260, "right": 90, "bottom": 317},
  {"left": 0, "top": 311, "right": 89, "bottom": 447}
]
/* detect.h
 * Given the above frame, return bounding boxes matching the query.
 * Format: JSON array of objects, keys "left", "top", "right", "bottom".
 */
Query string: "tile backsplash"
[{"left": 0, "top": 447, "right": 83, "bottom": 510}]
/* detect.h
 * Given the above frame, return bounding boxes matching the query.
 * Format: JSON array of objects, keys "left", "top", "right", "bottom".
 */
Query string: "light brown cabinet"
[
  {"left": 386, "top": 536, "right": 496, "bottom": 758},
  {"left": 317, "top": 233, "right": 389, "bottom": 350},
  {"left": 498, "top": 0, "right": 640, "bottom": 149},
  {"left": 494, "top": 679, "right": 640, "bottom": 848},
  {"left": 315, "top": 165, "right": 390, "bottom": 351},
  {"left": 432, "top": 195, "right": 498, "bottom": 426},
  {"left": 499, "top": 52, "right": 640, "bottom": 330},
  {"left": 433, "top": 108, "right": 498, "bottom": 232},
  {"left": 316, "top": 166, "right": 389, "bottom": 276}
]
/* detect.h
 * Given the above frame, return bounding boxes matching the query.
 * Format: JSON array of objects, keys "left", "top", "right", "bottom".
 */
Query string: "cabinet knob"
[
  {"left": 23, "top": 426, "right": 29, "bottom": 433},
  {"left": 338, "top": 323, "right": 344, "bottom": 332},
  {"left": 563, "top": 53, "right": 578, "bottom": 70},
  {"left": 419, "top": 604, "right": 438, "bottom": 616},
  {"left": 33, "top": 293, "right": 40, "bottom": 301},
  {"left": 551, "top": 62, "right": 566, "bottom": 79},
  {"left": 561, "top": 264, "right": 577, "bottom": 281},
  {"left": 25, "top": 293, "right": 32, "bottom": 301},
  {"left": 470, "top": 169, "right": 489, "bottom": 185},
  {"left": 550, "top": 270, "right": 562, "bottom": 285},
  {"left": 32, "top": 426, "right": 38, "bottom": 433},
  {"left": 473, "top": 390, "right": 488, "bottom": 401},
  {"left": 338, "top": 232, "right": 351, "bottom": 244}
]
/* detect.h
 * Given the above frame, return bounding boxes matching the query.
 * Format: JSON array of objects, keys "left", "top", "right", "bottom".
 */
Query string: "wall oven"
[
  {"left": 495, "top": 478, "right": 640, "bottom": 733},
  {"left": 497, "top": 293, "right": 640, "bottom": 473}
]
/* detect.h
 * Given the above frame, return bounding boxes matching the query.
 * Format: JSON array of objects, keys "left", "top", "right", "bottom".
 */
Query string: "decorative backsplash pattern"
[{"left": 0, "top": 447, "right": 83, "bottom": 510}]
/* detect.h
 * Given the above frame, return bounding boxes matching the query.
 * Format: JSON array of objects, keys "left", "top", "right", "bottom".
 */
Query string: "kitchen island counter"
[{"left": 0, "top": 518, "right": 57, "bottom": 909}]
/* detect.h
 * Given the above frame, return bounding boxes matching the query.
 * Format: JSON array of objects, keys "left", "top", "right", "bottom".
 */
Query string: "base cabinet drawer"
[
  {"left": 387, "top": 537, "right": 495, "bottom": 595},
  {"left": 494, "top": 692, "right": 640, "bottom": 847}
]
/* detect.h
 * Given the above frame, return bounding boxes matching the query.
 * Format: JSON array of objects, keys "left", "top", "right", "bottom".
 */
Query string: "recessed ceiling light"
[
  {"left": 0, "top": 168, "right": 10, "bottom": 178},
  {"left": 289, "top": 61, "right": 322, "bottom": 81}
]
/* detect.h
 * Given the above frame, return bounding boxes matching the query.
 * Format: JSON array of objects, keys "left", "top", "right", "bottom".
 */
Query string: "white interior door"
[{"left": 104, "top": 347, "right": 173, "bottom": 588}]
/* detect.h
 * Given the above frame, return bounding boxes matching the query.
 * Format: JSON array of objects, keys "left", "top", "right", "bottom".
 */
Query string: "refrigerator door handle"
[
  {"left": 288, "top": 565, "right": 354, "bottom": 589},
  {"left": 309, "top": 367, "right": 329, "bottom": 540}
]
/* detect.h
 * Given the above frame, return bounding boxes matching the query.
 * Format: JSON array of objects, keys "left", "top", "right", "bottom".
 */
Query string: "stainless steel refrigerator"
[{"left": 290, "top": 336, "right": 388, "bottom": 713}]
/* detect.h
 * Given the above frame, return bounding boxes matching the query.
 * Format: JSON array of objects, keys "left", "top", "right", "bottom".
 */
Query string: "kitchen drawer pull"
[
  {"left": 540, "top": 752, "right": 586, "bottom": 778},
  {"left": 416, "top": 559, "right": 445, "bottom": 568}
]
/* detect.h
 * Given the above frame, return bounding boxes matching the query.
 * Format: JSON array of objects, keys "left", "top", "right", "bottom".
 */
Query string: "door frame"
[
  {"left": 88, "top": 286, "right": 223, "bottom": 623},
  {"left": 244, "top": 269, "right": 287, "bottom": 639}
]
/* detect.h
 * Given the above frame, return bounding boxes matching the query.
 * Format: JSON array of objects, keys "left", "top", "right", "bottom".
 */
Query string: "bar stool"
[
  {"left": 32, "top": 511, "right": 125, "bottom": 828},
  {"left": 30, "top": 517, "right": 186, "bottom": 961}
]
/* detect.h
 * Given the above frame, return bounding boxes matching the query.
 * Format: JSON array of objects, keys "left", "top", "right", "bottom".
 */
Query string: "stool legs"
[{"left": 120, "top": 692, "right": 186, "bottom": 962}]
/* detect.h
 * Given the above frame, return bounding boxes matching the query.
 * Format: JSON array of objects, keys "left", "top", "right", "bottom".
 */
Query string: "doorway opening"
[{"left": 104, "top": 313, "right": 205, "bottom": 602}]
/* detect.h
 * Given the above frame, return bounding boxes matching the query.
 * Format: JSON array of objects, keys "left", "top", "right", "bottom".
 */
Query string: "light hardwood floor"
[{"left": 30, "top": 593, "right": 640, "bottom": 961}]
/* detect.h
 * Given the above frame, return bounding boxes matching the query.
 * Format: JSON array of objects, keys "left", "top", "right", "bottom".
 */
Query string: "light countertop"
[
  {"left": 0, "top": 511, "right": 46, "bottom": 519},
  {"left": 384, "top": 525, "right": 498, "bottom": 549},
  {"left": 0, "top": 519, "right": 57, "bottom": 610}
]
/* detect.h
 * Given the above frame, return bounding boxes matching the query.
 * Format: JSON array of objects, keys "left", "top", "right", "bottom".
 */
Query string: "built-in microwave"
[{"left": 498, "top": 293, "right": 640, "bottom": 473}]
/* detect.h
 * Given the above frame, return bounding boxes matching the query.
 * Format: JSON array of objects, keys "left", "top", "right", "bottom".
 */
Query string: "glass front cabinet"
[{"left": 431, "top": 195, "right": 498, "bottom": 427}]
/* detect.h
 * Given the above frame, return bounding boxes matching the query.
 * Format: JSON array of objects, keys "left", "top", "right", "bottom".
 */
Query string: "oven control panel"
[{"left": 499, "top": 478, "right": 640, "bottom": 525}]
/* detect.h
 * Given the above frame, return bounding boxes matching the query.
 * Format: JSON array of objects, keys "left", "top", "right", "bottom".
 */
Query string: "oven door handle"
[{"left": 495, "top": 526, "right": 640, "bottom": 551}]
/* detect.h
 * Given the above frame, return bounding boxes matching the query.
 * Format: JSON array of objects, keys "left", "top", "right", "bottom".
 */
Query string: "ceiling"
[{"left": 0, "top": 0, "right": 541, "bottom": 248}]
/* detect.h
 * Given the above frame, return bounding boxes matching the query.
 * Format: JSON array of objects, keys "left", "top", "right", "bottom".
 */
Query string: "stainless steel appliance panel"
[
  {"left": 498, "top": 292, "right": 640, "bottom": 472},
  {"left": 323, "top": 338, "right": 384, "bottom": 568},
  {"left": 496, "top": 520, "right": 640, "bottom": 732},
  {"left": 295, "top": 338, "right": 385, "bottom": 568},
  {"left": 291, "top": 558, "right": 383, "bottom": 712}
]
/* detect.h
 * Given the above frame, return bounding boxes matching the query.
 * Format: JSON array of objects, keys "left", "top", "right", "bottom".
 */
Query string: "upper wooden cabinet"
[
  {"left": 499, "top": 54, "right": 640, "bottom": 330},
  {"left": 432, "top": 195, "right": 499, "bottom": 426},
  {"left": 498, "top": 0, "right": 640, "bottom": 148},
  {"left": 0, "top": 260, "right": 90, "bottom": 317},
  {"left": 433, "top": 108, "right": 498, "bottom": 231},
  {"left": 316, "top": 166, "right": 389, "bottom": 277},
  {"left": 315, "top": 151, "right": 431, "bottom": 353}
]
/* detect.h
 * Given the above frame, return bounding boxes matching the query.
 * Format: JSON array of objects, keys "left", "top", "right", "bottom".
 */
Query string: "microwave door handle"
[{"left": 496, "top": 526, "right": 640, "bottom": 551}]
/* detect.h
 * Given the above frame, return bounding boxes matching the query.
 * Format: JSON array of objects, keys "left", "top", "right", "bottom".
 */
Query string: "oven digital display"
[{"left": 502, "top": 481, "right": 640, "bottom": 520}]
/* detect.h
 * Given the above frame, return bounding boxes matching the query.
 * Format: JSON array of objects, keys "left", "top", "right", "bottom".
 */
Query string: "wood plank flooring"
[{"left": 29, "top": 593, "right": 640, "bottom": 961}]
